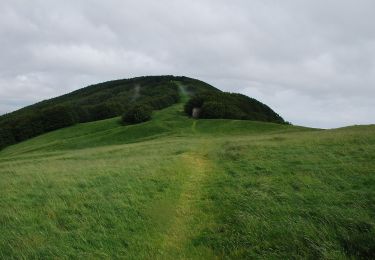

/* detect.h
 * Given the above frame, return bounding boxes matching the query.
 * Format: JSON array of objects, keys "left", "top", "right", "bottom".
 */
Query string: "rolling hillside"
[{"left": 0, "top": 92, "right": 374, "bottom": 258}]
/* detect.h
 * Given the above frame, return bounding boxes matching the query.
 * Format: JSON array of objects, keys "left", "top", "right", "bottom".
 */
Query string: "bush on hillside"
[{"left": 122, "top": 104, "right": 152, "bottom": 124}]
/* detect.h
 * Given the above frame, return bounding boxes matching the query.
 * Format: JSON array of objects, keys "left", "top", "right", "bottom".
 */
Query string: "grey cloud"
[{"left": 0, "top": 0, "right": 374, "bottom": 128}]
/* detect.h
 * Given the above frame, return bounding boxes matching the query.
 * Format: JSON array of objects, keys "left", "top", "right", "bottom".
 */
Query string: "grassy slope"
[{"left": 0, "top": 99, "right": 374, "bottom": 258}]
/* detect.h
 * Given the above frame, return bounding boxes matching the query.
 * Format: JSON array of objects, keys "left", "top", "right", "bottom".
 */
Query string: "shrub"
[{"left": 122, "top": 104, "right": 152, "bottom": 124}]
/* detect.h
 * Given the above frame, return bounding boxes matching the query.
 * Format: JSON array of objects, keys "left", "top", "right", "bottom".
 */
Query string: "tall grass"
[{"left": 0, "top": 103, "right": 374, "bottom": 258}]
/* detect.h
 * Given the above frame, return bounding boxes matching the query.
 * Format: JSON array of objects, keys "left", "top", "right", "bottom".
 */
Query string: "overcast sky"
[{"left": 1, "top": 0, "right": 374, "bottom": 128}]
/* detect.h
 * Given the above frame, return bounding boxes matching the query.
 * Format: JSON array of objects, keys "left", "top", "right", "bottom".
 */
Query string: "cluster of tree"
[
  {"left": 0, "top": 104, "right": 77, "bottom": 147},
  {"left": 122, "top": 104, "right": 152, "bottom": 124},
  {"left": 184, "top": 91, "right": 286, "bottom": 124},
  {"left": 0, "top": 76, "right": 191, "bottom": 150}
]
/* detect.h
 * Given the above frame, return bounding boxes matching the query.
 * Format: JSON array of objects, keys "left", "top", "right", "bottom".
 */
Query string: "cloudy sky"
[{"left": 1, "top": 0, "right": 374, "bottom": 128}]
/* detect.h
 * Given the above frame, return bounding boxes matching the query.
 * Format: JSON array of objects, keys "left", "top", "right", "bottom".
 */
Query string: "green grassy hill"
[
  {"left": 0, "top": 75, "right": 285, "bottom": 150},
  {"left": 0, "top": 95, "right": 374, "bottom": 258}
]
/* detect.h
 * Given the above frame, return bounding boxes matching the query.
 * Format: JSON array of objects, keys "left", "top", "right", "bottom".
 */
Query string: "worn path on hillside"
[{"left": 159, "top": 138, "right": 216, "bottom": 259}]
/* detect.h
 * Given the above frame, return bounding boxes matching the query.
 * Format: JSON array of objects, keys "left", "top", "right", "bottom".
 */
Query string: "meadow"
[{"left": 0, "top": 101, "right": 374, "bottom": 258}]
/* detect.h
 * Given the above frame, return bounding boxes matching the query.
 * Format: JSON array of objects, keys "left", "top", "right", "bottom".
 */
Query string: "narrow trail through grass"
[{"left": 160, "top": 140, "right": 215, "bottom": 258}]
